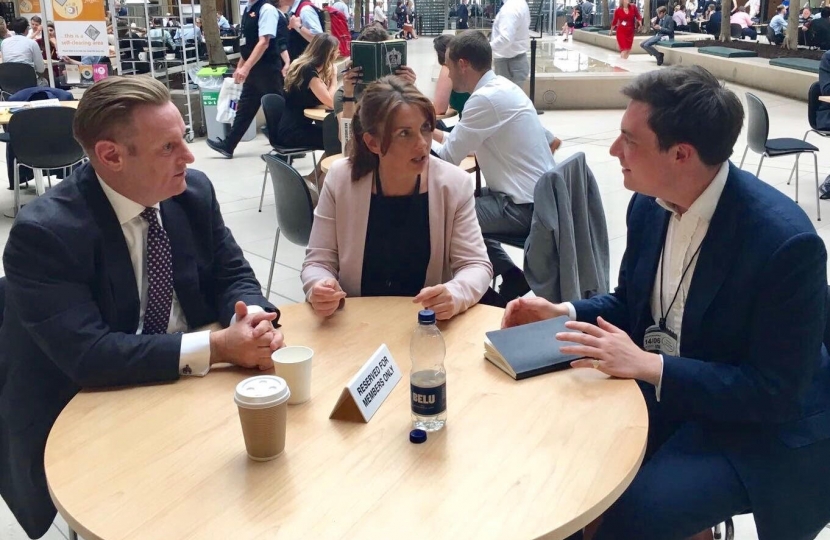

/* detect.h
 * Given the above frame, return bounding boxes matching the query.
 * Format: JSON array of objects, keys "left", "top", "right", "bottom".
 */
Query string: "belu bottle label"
[{"left": 411, "top": 382, "right": 447, "bottom": 416}]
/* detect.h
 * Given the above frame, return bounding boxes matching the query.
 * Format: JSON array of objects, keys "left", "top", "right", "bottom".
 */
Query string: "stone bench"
[
  {"left": 699, "top": 46, "right": 758, "bottom": 58},
  {"left": 769, "top": 57, "right": 821, "bottom": 74}
]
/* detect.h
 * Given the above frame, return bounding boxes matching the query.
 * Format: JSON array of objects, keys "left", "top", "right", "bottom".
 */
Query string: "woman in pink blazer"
[{"left": 302, "top": 76, "right": 492, "bottom": 320}]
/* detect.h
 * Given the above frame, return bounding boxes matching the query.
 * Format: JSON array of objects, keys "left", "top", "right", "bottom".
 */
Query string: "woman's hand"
[
  {"left": 342, "top": 63, "right": 362, "bottom": 96},
  {"left": 414, "top": 285, "right": 455, "bottom": 320},
  {"left": 310, "top": 278, "right": 346, "bottom": 317}
]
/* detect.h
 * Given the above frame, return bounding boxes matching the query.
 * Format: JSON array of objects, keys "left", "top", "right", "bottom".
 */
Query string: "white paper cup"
[
  {"left": 272, "top": 346, "right": 313, "bottom": 405},
  {"left": 165, "top": 53, "right": 176, "bottom": 60},
  {"left": 138, "top": 52, "right": 148, "bottom": 61}
]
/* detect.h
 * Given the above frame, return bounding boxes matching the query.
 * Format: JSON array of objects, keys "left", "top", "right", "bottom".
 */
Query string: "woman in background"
[{"left": 611, "top": 0, "right": 641, "bottom": 59}]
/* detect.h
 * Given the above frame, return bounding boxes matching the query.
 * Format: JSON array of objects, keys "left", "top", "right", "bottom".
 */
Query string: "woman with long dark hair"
[{"left": 301, "top": 76, "right": 492, "bottom": 320}]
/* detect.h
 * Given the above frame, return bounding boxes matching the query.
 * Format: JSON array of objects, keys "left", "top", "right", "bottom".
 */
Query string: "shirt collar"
[
  {"left": 473, "top": 70, "right": 497, "bottom": 93},
  {"left": 97, "top": 174, "right": 159, "bottom": 225},
  {"left": 656, "top": 161, "right": 728, "bottom": 223}
]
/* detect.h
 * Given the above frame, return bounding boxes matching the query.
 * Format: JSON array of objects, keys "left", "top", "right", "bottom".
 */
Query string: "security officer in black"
[{"left": 207, "top": 0, "right": 287, "bottom": 158}]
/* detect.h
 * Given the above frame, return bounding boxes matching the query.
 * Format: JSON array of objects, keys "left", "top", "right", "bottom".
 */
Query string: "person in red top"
[{"left": 611, "top": 0, "right": 642, "bottom": 59}]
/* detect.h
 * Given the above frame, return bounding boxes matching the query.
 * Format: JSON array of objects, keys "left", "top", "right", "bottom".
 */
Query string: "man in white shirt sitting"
[
  {"left": 1, "top": 18, "right": 46, "bottom": 85},
  {"left": 490, "top": 0, "right": 530, "bottom": 86},
  {"left": 433, "top": 31, "right": 555, "bottom": 301}
]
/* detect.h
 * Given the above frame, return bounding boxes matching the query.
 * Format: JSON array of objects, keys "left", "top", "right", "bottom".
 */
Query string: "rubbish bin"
[{"left": 195, "top": 66, "right": 256, "bottom": 142}]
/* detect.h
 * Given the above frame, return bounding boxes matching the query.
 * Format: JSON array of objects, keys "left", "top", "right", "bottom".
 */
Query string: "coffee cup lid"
[{"left": 234, "top": 376, "right": 290, "bottom": 409}]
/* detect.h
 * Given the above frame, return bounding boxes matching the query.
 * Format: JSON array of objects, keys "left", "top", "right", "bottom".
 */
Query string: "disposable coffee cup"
[
  {"left": 165, "top": 53, "right": 175, "bottom": 60},
  {"left": 234, "top": 376, "right": 290, "bottom": 461},
  {"left": 138, "top": 52, "right": 148, "bottom": 61},
  {"left": 272, "top": 346, "right": 313, "bottom": 405}
]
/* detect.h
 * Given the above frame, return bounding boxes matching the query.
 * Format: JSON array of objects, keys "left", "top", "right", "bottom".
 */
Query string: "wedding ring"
[{"left": 592, "top": 359, "right": 600, "bottom": 369}]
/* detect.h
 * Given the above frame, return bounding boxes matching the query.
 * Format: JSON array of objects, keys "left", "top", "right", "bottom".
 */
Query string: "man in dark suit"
[
  {"left": 457, "top": 0, "right": 470, "bottom": 29},
  {"left": 504, "top": 66, "right": 830, "bottom": 540},
  {"left": 0, "top": 76, "right": 286, "bottom": 539},
  {"left": 809, "top": 7, "right": 830, "bottom": 49}
]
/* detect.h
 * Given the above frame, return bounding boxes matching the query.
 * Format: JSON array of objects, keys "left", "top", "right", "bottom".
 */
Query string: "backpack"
[{"left": 297, "top": 1, "right": 352, "bottom": 57}]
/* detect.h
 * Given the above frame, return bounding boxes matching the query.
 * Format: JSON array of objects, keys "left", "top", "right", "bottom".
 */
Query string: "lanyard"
[{"left": 658, "top": 233, "right": 703, "bottom": 330}]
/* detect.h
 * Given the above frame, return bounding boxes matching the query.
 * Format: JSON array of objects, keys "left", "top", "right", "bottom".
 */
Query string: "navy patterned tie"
[{"left": 140, "top": 207, "right": 173, "bottom": 335}]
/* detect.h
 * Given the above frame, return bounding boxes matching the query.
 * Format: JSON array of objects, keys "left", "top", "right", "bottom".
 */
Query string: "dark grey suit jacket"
[{"left": 0, "top": 163, "right": 278, "bottom": 538}]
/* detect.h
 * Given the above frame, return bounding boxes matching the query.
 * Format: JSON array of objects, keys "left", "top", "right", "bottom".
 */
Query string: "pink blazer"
[{"left": 302, "top": 156, "right": 493, "bottom": 317}]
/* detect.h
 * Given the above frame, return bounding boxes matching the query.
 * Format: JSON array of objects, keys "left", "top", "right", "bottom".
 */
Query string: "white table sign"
[{"left": 329, "top": 344, "right": 402, "bottom": 423}]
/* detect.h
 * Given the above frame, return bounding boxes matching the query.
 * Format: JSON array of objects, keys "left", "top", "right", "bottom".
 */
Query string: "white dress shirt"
[
  {"left": 490, "top": 0, "right": 530, "bottom": 58},
  {"left": 98, "top": 177, "right": 212, "bottom": 377},
  {"left": 567, "top": 162, "right": 729, "bottom": 399},
  {"left": 1, "top": 35, "right": 45, "bottom": 74},
  {"left": 435, "top": 70, "right": 555, "bottom": 204}
]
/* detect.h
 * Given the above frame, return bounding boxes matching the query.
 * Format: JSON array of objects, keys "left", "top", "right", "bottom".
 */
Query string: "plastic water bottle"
[{"left": 410, "top": 309, "right": 447, "bottom": 432}]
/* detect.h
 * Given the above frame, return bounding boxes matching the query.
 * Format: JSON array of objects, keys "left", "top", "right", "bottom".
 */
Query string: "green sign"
[{"left": 202, "top": 91, "right": 219, "bottom": 107}]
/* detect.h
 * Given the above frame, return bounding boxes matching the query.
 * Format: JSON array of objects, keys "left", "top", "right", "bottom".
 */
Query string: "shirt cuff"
[
  {"left": 563, "top": 302, "right": 577, "bottom": 320},
  {"left": 655, "top": 354, "right": 664, "bottom": 402},
  {"left": 179, "top": 330, "right": 211, "bottom": 377}
]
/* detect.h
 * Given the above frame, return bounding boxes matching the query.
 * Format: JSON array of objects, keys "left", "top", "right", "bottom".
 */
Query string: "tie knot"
[{"left": 140, "top": 207, "right": 158, "bottom": 223}]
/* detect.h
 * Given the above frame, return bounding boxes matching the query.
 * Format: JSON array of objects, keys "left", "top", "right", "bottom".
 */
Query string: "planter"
[{"left": 691, "top": 38, "right": 824, "bottom": 59}]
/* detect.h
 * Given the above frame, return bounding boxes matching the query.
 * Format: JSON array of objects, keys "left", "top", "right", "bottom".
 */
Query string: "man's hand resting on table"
[
  {"left": 310, "top": 278, "right": 347, "bottom": 317},
  {"left": 209, "top": 302, "right": 284, "bottom": 369},
  {"left": 501, "top": 297, "right": 569, "bottom": 328}
]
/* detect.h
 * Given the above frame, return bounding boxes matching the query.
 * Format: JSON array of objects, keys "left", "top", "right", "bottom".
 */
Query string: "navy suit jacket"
[
  {"left": 573, "top": 164, "right": 830, "bottom": 535},
  {"left": 0, "top": 163, "right": 278, "bottom": 538}
]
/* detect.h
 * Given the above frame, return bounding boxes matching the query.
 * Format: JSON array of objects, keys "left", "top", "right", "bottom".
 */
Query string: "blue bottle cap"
[
  {"left": 418, "top": 309, "right": 436, "bottom": 324},
  {"left": 409, "top": 429, "right": 427, "bottom": 444}
]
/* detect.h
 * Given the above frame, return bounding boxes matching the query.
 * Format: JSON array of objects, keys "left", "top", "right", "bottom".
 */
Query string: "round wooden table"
[
  {"left": 321, "top": 153, "right": 479, "bottom": 174},
  {"left": 45, "top": 298, "right": 648, "bottom": 540},
  {"left": 304, "top": 107, "right": 329, "bottom": 122}
]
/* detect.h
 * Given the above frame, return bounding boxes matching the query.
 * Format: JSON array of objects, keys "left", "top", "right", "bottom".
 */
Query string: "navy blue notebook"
[{"left": 484, "top": 317, "right": 584, "bottom": 380}]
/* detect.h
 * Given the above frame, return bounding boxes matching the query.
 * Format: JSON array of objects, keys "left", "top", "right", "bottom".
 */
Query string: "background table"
[
  {"left": 304, "top": 107, "right": 329, "bottom": 122},
  {"left": 46, "top": 298, "right": 648, "bottom": 540},
  {"left": 0, "top": 101, "right": 79, "bottom": 125},
  {"left": 321, "top": 153, "right": 478, "bottom": 174}
]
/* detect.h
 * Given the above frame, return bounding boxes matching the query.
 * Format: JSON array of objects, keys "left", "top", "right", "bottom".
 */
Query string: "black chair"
[
  {"left": 258, "top": 93, "right": 319, "bottom": 212},
  {"left": 788, "top": 82, "right": 830, "bottom": 187},
  {"left": 738, "top": 92, "right": 821, "bottom": 220},
  {"left": 261, "top": 154, "right": 315, "bottom": 295},
  {"left": 730, "top": 23, "right": 743, "bottom": 38},
  {"left": 322, "top": 112, "right": 342, "bottom": 157},
  {"left": 0, "top": 64, "right": 37, "bottom": 100},
  {"left": 8, "top": 107, "right": 86, "bottom": 215}
]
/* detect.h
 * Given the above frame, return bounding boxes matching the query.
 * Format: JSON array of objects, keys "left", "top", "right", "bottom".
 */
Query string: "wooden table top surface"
[{"left": 45, "top": 297, "right": 647, "bottom": 540}]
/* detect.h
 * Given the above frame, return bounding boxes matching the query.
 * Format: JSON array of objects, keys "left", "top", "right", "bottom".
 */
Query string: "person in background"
[
  {"left": 0, "top": 76, "right": 285, "bottom": 540},
  {"left": 149, "top": 17, "right": 176, "bottom": 50},
  {"left": 26, "top": 15, "right": 42, "bottom": 39},
  {"left": 332, "top": 0, "right": 351, "bottom": 20},
  {"left": 432, "top": 31, "right": 556, "bottom": 302},
  {"left": 374, "top": 0, "right": 388, "bottom": 27},
  {"left": 730, "top": 5, "right": 757, "bottom": 39},
  {"left": 702, "top": 2, "right": 715, "bottom": 20},
  {"left": 817, "top": 48, "right": 830, "bottom": 130},
  {"left": 641, "top": 5, "right": 675, "bottom": 66},
  {"left": 611, "top": 0, "right": 642, "bottom": 59},
  {"left": 336, "top": 24, "right": 416, "bottom": 116},
  {"left": 490, "top": 0, "right": 530, "bottom": 86},
  {"left": 503, "top": 65, "right": 830, "bottom": 540},
  {"left": 206, "top": 0, "right": 284, "bottom": 159},
  {"left": 2, "top": 18, "right": 46, "bottom": 85},
  {"left": 217, "top": 12, "right": 231, "bottom": 30},
  {"left": 404, "top": 0, "right": 419, "bottom": 38},
  {"left": 395, "top": 0, "right": 407, "bottom": 30},
  {"left": 580, "top": 0, "right": 595, "bottom": 25},
  {"left": 39, "top": 22, "right": 58, "bottom": 61},
  {"left": 288, "top": 0, "right": 324, "bottom": 59},
  {"left": 277, "top": 34, "right": 339, "bottom": 166},
  {"left": 769, "top": 4, "right": 787, "bottom": 44},
  {"left": 809, "top": 6, "right": 830, "bottom": 49},
  {"left": 432, "top": 34, "right": 470, "bottom": 117},
  {"left": 685, "top": 0, "right": 696, "bottom": 19},
  {"left": 457, "top": 0, "right": 470, "bottom": 29},
  {"left": 800, "top": 6, "right": 813, "bottom": 24},
  {"left": 746, "top": 0, "right": 760, "bottom": 18},
  {"left": 704, "top": 3, "right": 721, "bottom": 34},
  {"left": 0, "top": 19, "right": 9, "bottom": 46},
  {"left": 302, "top": 76, "right": 492, "bottom": 320},
  {"left": 672, "top": 4, "right": 689, "bottom": 30}
]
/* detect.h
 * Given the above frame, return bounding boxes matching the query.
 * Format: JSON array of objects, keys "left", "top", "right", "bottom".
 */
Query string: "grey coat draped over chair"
[{"left": 523, "top": 152, "right": 610, "bottom": 303}]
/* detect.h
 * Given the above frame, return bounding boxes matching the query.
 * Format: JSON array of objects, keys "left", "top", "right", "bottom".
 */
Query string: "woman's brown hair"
[
  {"left": 348, "top": 75, "right": 436, "bottom": 182},
  {"left": 284, "top": 34, "right": 340, "bottom": 92}
]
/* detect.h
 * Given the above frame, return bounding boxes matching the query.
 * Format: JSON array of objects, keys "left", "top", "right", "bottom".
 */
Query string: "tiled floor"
[{"left": 2, "top": 36, "right": 830, "bottom": 540}]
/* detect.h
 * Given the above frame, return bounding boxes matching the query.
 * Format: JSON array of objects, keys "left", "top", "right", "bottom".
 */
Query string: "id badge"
[
  {"left": 643, "top": 324, "right": 678, "bottom": 355},
  {"left": 239, "top": 36, "right": 247, "bottom": 46},
  {"left": 622, "top": 20, "right": 627, "bottom": 25}
]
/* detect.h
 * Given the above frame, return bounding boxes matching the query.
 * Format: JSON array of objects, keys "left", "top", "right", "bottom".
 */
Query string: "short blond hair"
[{"left": 73, "top": 76, "right": 170, "bottom": 152}]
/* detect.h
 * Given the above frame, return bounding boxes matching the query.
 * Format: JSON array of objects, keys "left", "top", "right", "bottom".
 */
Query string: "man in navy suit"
[
  {"left": 504, "top": 66, "right": 830, "bottom": 540},
  {"left": 0, "top": 77, "right": 285, "bottom": 539}
]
